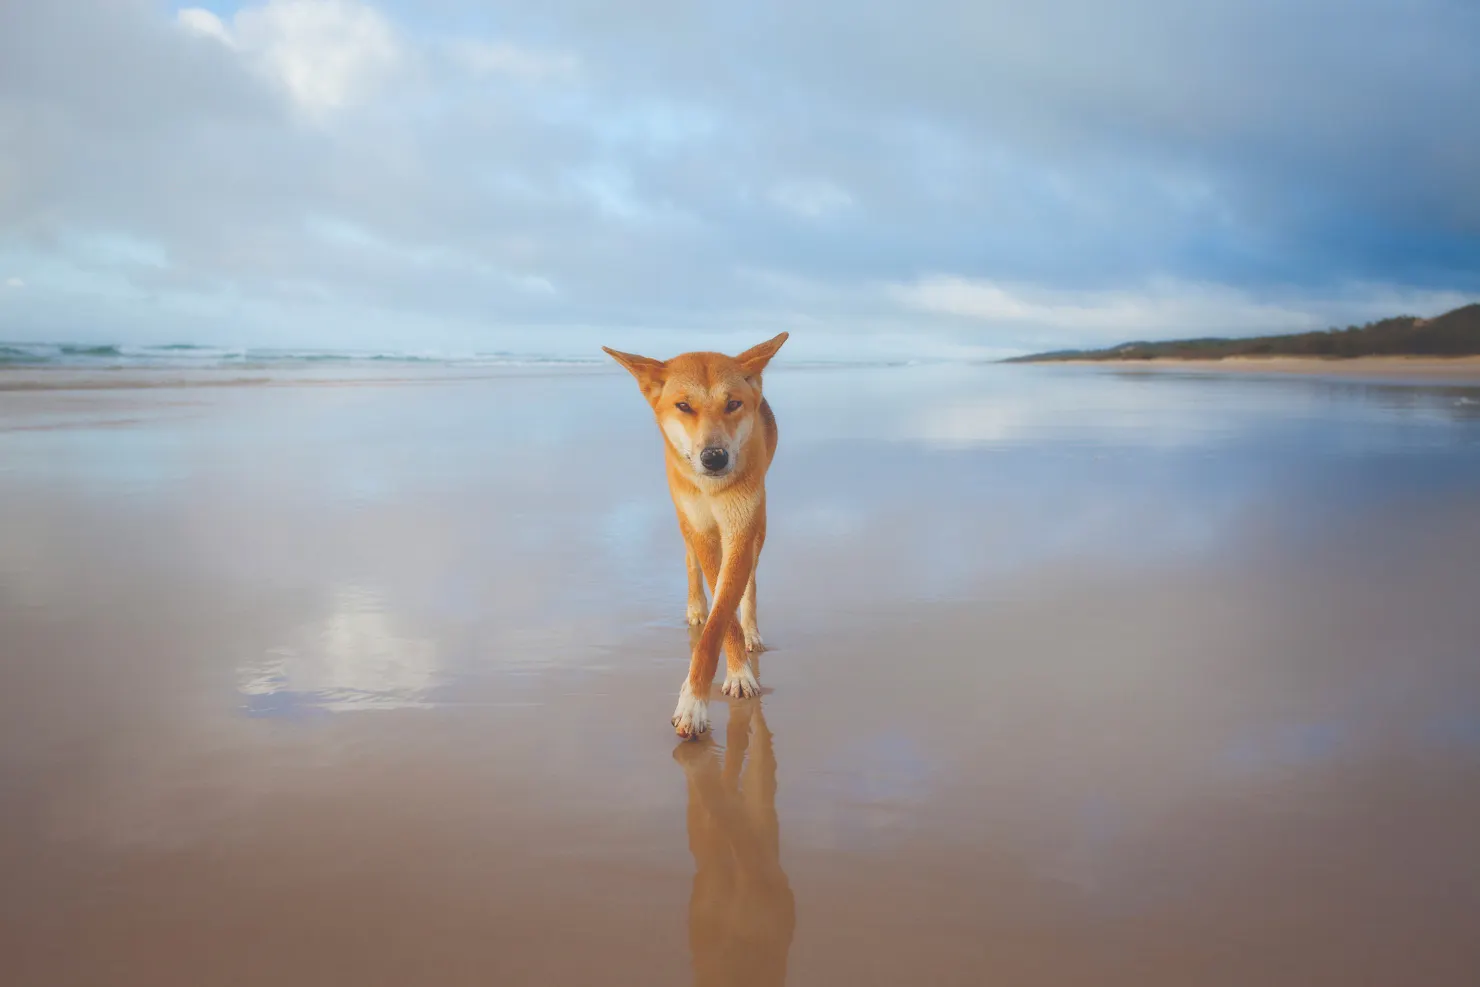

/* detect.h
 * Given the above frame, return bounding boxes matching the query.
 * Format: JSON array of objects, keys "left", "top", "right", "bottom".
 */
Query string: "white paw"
[
  {"left": 672, "top": 680, "right": 710, "bottom": 739},
  {"left": 743, "top": 625, "right": 764, "bottom": 652},
  {"left": 721, "top": 662, "right": 760, "bottom": 699},
  {"left": 686, "top": 604, "right": 708, "bottom": 627}
]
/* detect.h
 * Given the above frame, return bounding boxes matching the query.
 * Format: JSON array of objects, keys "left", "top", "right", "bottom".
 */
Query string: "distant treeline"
[{"left": 1007, "top": 302, "right": 1480, "bottom": 362}]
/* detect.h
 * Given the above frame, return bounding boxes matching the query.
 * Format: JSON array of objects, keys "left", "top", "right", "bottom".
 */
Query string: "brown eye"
[
  {"left": 725, "top": 400, "right": 743, "bottom": 413},
  {"left": 675, "top": 402, "right": 694, "bottom": 414}
]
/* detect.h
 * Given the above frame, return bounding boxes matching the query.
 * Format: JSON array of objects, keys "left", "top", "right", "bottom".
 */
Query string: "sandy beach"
[
  {"left": 1038, "top": 354, "right": 1480, "bottom": 380},
  {"left": 3, "top": 363, "right": 1480, "bottom": 985}
]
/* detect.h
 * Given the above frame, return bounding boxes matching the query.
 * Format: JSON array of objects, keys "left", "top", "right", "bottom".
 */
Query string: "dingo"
[{"left": 603, "top": 332, "right": 789, "bottom": 738}]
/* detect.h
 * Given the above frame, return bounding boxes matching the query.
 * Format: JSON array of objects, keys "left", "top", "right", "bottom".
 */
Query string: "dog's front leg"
[{"left": 673, "top": 534, "right": 757, "bottom": 738}]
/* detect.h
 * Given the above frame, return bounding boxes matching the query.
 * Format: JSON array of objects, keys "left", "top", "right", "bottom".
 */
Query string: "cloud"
[
  {"left": 0, "top": 0, "right": 1475, "bottom": 355},
  {"left": 770, "top": 181, "right": 855, "bottom": 219},
  {"left": 448, "top": 40, "right": 579, "bottom": 83},
  {"left": 893, "top": 277, "right": 1317, "bottom": 333},
  {"left": 176, "top": 8, "right": 231, "bottom": 44},
  {"left": 179, "top": 0, "right": 401, "bottom": 115},
  {"left": 891, "top": 275, "right": 1476, "bottom": 345}
]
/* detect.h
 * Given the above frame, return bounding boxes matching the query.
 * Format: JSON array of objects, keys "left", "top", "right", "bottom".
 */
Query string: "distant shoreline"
[
  {"left": 1024, "top": 355, "right": 1480, "bottom": 380},
  {"left": 1008, "top": 301, "right": 1480, "bottom": 367}
]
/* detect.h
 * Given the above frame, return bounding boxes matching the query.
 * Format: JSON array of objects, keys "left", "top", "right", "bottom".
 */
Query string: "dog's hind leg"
[
  {"left": 719, "top": 605, "right": 759, "bottom": 699},
  {"left": 740, "top": 569, "right": 762, "bottom": 653},
  {"left": 740, "top": 514, "right": 766, "bottom": 652},
  {"left": 685, "top": 544, "right": 709, "bottom": 626}
]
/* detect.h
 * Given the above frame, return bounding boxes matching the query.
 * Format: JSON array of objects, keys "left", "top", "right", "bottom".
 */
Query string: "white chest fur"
[
  {"left": 676, "top": 489, "right": 719, "bottom": 533},
  {"left": 674, "top": 486, "right": 758, "bottom": 539}
]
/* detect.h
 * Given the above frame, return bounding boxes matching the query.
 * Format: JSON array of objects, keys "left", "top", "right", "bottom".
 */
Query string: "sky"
[{"left": 0, "top": 0, "right": 1477, "bottom": 360}]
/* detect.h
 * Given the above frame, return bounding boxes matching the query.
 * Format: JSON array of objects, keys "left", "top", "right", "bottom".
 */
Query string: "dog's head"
[{"left": 603, "top": 332, "right": 788, "bottom": 481}]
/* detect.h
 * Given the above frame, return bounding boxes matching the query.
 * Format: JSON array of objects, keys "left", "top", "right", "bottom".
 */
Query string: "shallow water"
[{"left": 2, "top": 364, "right": 1479, "bottom": 985}]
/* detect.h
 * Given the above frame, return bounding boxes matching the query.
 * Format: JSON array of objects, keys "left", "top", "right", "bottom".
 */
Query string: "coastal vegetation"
[{"left": 1008, "top": 303, "right": 1480, "bottom": 362}]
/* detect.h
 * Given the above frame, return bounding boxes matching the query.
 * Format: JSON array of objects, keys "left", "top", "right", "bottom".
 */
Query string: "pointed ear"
[
  {"left": 735, "top": 331, "right": 789, "bottom": 378},
  {"left": 602, "top": 346, "right": 667, "bottom": 401}
]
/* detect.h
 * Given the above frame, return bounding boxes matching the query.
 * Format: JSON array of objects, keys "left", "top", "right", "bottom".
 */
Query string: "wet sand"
[{"left": 3, "top": 365, "right": 1480, "bottom": 985}]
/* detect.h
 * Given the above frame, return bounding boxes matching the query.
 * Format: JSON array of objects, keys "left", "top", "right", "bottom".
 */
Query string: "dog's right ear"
[
  {"left": 735, "top": 331, "right": 789, "bottom": 379},
  {"left": 602, "top": 346, "right": 667, "bottom": 403}
]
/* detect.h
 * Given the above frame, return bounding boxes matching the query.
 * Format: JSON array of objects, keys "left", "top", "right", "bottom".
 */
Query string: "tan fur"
[{"left": 603, "top": 332, "right": 788, "bottom": 738}]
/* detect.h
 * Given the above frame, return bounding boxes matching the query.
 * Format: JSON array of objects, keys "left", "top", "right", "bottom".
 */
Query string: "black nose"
[{"left": 699, "top": 447, "right": 729, "bottom": 472}]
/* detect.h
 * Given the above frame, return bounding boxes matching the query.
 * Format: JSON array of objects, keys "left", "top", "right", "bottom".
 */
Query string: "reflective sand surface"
[{"left": 2, "top": 364, "right": 1479, "bottom": 985}]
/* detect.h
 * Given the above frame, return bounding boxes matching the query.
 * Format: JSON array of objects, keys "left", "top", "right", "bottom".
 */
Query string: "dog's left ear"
[{"left": 735, "top": 331, "right": 789, "bottom": 379}]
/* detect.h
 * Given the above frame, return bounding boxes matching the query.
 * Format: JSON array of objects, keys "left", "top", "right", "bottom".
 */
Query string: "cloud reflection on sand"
[{"left": 237, "top": 583, "right": 438, "bottom": 715}]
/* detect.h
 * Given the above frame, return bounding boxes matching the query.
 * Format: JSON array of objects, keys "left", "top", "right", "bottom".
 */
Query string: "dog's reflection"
[{"left": 673, "top": 696, "right": 795, "bottom": 987}]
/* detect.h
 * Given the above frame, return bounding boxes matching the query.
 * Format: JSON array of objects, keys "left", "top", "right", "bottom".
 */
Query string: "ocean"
[
  {"left": 0, "top": 341, "right": 937, "bottom": 371},
  {"left": 0, "top": 341, "right": 615, "bottom": 370}
]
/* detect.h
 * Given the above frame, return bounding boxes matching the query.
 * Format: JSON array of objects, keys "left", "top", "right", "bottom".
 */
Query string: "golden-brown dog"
[{"left": 603, "top": 332, "right": 788, "bottom": 738}]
